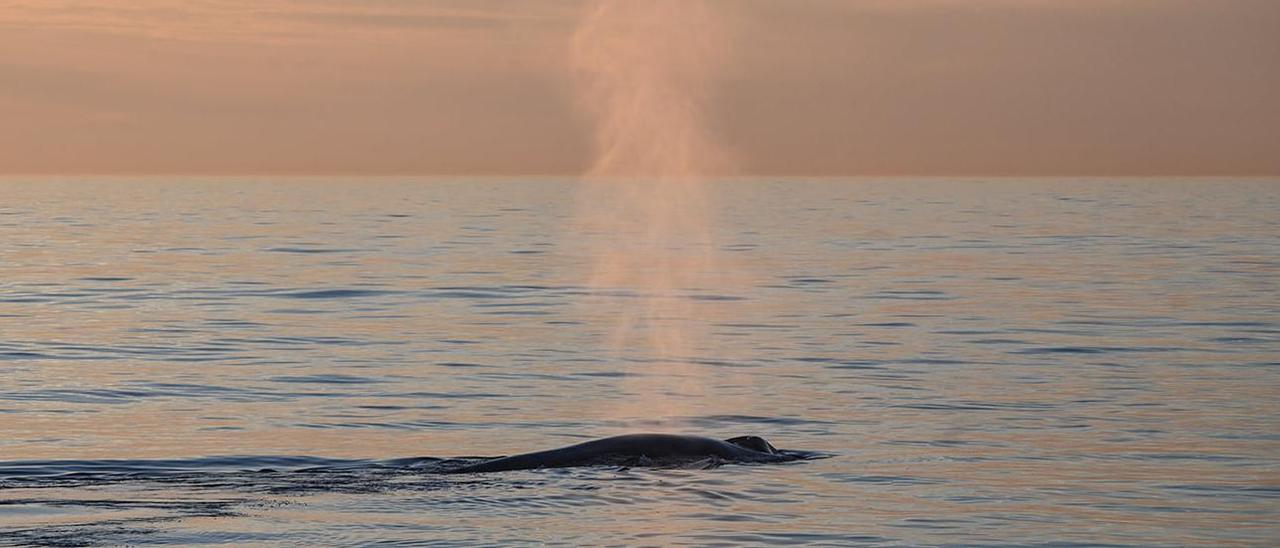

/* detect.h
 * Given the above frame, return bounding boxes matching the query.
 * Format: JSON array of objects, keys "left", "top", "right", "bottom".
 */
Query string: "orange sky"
[{"left": 2, "top": 0, "right": 1277, "bottom": 176}]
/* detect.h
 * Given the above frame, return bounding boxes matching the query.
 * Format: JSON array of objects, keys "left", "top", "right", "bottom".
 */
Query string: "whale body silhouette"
[{"left": 445, "top": 433, "right": 808, "bottom": 473}]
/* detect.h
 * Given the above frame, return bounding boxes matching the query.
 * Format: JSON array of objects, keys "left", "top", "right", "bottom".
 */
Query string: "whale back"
[{"left": 445, "top": 434, "right": 797, "bottom": 474}]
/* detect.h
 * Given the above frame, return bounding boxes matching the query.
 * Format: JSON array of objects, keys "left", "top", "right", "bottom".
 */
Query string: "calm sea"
[{"left": 1, "top": 178, "right": 1277, "bottom": 546}]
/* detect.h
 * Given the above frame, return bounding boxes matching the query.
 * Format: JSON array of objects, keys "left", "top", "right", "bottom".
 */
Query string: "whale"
[{"left": 444, "top": 433, "right": 810, "bottom": 473}]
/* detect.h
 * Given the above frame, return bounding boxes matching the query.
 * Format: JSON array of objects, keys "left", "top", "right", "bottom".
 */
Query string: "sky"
[{"left": 2, "top": 0, "right": 1278, "bottom": 176}]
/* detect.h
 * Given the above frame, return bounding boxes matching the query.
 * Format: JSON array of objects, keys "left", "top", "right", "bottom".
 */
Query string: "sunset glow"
[
  {"left": 3, "top": 0, "right": 1277, "bottom": 176},
  {"left": 1, "top": 2, "right": 1278, "bottom": 545}
]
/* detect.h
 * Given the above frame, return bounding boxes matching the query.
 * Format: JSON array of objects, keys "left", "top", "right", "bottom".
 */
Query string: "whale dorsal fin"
[{"left": 724, "top": 436, "right": 777, "bottom": 454}]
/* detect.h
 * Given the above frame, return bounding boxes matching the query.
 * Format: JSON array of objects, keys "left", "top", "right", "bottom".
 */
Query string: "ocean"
[{"left": 1, "top": 177, "right": 1277, "bottom": 545}]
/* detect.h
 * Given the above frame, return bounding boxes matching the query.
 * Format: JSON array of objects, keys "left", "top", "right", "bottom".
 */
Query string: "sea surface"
[{"left": 1, "top": 178, "right": 1277, "bottom": 546}]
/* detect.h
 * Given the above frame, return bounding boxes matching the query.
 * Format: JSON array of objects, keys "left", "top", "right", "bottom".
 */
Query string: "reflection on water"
[{"left": 1, "top": 178, "right": 1278, "bottom": 545}]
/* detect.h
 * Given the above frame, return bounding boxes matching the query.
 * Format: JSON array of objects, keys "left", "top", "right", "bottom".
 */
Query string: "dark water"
[{"left": 1, "top": 178, "right": 1277, "bottom": 546}]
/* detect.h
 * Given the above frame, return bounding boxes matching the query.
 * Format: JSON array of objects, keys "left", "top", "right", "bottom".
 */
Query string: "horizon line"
[{"left": 2, "top": 172, "right": 1278, "bottom": 180}]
